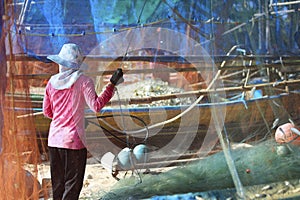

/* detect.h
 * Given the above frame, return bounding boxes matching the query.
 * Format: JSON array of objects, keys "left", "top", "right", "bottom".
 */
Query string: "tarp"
[{"left": 6, "top": 0, "right": 300, "bottom": 57}]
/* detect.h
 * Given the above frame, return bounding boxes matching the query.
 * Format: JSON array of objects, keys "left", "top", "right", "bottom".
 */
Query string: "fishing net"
[
  {"left": 1, "top": 1, "right": 42, "bottom": 199},
  {"left": 0, "top": 0, "right": 300, "bottom": 199},
  {"left": 101, "top": 140, "right": 300, "bottom": 200}
]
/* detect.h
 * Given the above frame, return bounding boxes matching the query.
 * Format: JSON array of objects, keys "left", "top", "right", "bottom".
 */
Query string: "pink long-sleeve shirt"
[{"left": 43, "top": 75, "right": 115, "bottom": 149}]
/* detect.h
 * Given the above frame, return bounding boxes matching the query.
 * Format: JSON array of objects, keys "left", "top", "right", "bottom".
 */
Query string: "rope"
[{"left": 111, "top": 0, "right": 148, "bottom": 183}]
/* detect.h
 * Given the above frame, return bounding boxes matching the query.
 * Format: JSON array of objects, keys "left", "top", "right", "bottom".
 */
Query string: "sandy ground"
[
  {"left": 37, "top": 157, "right": 173, "bottom": 200},
  {"left": 37, "top": 160, "right": 119, "bottom": 199}
]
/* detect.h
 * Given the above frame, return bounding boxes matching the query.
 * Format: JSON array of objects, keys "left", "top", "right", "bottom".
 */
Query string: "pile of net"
[
  {"left": 110, "top": 79, "right": 194, "bottom": 107},
  {"left": 100, "top": 140, "right": 300, "bottom": 200}
]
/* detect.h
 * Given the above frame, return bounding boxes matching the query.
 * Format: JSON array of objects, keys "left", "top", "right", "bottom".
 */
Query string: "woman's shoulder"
[
  {"left": 78, "top": 74, "right": 93, "bottom": 82},
  {"left": 76, "top": 74, "right": 94, "bottom": 87}
]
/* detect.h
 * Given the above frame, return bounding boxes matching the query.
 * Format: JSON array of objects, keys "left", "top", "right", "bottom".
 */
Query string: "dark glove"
[{"left": 110, "top": 68, "right": 124, "bottom": 85}]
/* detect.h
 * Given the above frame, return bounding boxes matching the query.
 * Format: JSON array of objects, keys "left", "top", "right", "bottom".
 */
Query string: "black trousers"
[{"left": 48, "top": 147, "right": 87, "bottom": 200}]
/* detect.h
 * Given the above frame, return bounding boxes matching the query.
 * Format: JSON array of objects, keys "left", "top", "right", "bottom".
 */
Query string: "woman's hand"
[{"left": 110, "top": 68, "right": 124, "bottom": 85}]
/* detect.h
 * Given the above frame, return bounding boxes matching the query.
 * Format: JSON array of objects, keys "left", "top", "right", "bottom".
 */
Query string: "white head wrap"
[{"left": 47, "top": 43, "right": 87, "bottom": 89}]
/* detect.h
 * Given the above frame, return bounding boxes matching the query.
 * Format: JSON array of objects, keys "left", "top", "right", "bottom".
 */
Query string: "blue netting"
[{"left": 7, "top": 0, "right": 300, "bottom": 57}]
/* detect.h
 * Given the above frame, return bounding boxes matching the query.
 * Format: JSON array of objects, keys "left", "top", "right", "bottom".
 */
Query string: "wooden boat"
[
  {"left": 91, "top": 92, "right": 300, "bottom": 150},
  {"left": 13, "top": 88, "right": 300, "bottom": 157},
  {"left": 10, "top": 55, "right": 300, "bottom": 157}
]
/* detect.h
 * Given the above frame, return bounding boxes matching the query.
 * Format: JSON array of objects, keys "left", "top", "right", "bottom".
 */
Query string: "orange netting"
[{"left": 0, "top": 1, "right": 42, "bottom": 199}]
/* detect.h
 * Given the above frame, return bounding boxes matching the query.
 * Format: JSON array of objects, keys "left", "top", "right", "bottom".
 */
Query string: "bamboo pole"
[
  {"left": 270, "top": 0, "right": 300, "bottom": 7},
  {"left": 220, "top": 70, "right": 243, "bottom": 79}
]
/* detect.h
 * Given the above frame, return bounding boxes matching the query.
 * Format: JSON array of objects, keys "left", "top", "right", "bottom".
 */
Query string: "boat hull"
[{"left": 21, "top": 92, "right": 300, "bottom": 155}]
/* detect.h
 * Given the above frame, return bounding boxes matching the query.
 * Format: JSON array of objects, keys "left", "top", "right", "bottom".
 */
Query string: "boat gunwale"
[{"left": 11, "top": 92, "right": 298, "bottom": 115}]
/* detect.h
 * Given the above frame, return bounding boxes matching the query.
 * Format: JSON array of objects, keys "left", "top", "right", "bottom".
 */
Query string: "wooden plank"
[{"left": 9, "top": 54, "right": 300, "bottom": 63}]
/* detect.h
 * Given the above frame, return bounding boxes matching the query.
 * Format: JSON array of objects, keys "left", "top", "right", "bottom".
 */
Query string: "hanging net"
[{"left": 1, "top": 0, "right": 300, "bottom": 199}]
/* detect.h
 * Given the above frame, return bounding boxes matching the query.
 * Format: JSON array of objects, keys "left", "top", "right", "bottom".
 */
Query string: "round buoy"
[
  {"left": 133, "top": 144, "right": 148, "bottom": 163},
  {"left": 276, "top": 145, "right": 290, "bottom": 156},
  {"left": 275, "top": 123, "right": 300, "bottom": 145},
  {"left": 116, "top": 147, "right": 132, "bottom": 170}
]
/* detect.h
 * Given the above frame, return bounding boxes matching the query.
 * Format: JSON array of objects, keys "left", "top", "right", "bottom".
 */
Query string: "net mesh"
[
  {"left": 101, "top": 140, "right": 300, "bottom": 200},
  {"left": 0, "top": 0, "right": 300, "bottom": 199},
  {"left": 1, "top": 1, "right": 41, "bottom": 199}
]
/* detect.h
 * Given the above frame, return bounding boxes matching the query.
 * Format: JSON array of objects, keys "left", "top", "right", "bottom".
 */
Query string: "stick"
[{"left": 17, "top": 111, "right": 44, "bottom": 118}]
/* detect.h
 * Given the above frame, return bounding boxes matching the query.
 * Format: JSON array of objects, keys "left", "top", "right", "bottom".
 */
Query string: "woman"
[{"left": 43, "top": 43, "right": 123, "bottom": 200}]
